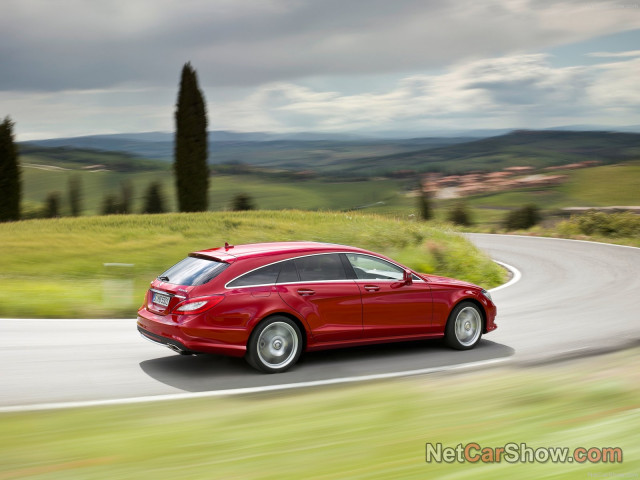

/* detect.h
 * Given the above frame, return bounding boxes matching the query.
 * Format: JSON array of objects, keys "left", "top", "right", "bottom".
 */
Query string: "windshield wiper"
[{"left": 158, "top": 275, "right": 170, "bottom": 282}]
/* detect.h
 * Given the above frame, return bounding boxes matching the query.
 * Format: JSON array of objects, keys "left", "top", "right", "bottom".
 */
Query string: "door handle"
[
  {"left": 364, "top": 285, "right": 380, "bottom": 292},
  {"left": 297, "top": 288, "right": 315, "bottom": 296}
]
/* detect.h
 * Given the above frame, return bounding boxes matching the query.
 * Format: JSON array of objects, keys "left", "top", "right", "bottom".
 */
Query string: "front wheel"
[
  {"left": 246, "top": 316, "right": 303, "bottom": 373},
  {"left": 445, "top": 301, "right": 483, "bottom": 350}
]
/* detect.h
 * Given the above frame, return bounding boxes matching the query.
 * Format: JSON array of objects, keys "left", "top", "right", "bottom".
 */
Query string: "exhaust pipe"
[{"left": 166, "top": 343, "right": 195, "bottom": 356}]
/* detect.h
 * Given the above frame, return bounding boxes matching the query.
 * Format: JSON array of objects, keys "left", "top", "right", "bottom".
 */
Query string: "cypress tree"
[
  {"left": 174, "top": 63, "right": 209, "bottom": 212},
  {"left": 418, "top": 188, "right": 433, "bottom": 221},
  {"left": 44, "top": 192, "right": 61, "bottom": 218},
  {"left": 101, "top": 193, "right": 119, "bottom": 215},
  {"left": 68, "top": 174, "right": 82, "bottom": 216},
  {"left": 142, "top": 181, "right": 166, "bottom": 214},
  {"left": 0, "top": 117, "right": 21, "bottom": 222},
  {"left": 120, "top": 181, "right": 133, "bottom": 214}
]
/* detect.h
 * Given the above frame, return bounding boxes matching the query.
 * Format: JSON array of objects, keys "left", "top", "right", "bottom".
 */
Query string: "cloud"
[
  {"left": 587, "top": 50, "right": 640, "bottom": 57},
  {"left": 5, "top": 49, "right": 639, "bottom": 140},
  {"left": 213, "top": 52, "right": 640, "bottom": 133},
  {"left": 0, "top": 87, "right": 175, "bottom": 140},
  {"left": 2, "top": 0, "right": 640, "bottom": 91}
]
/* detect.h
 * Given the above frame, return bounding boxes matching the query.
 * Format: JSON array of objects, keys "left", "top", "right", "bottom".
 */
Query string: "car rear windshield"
[{"left": 159, "top": 256, "right": 229, "bottom": 286}]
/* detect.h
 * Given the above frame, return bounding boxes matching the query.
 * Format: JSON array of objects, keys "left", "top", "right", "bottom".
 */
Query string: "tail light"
[{"left": 172, "top": 295, "right": 224, "bottom": 314}]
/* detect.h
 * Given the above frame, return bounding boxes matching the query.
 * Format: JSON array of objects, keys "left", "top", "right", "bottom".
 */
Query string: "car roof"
[{"left": 191, "top": 241, "right": 370, "bottom": 262}]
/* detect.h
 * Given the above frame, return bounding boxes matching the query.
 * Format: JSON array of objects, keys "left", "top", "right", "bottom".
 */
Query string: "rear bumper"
[
  {"left": 138, "top": 325, "right": 194, "bottom": 355},
  {"left": 136, "top": 310, "right": 247, "bottom": 357}
]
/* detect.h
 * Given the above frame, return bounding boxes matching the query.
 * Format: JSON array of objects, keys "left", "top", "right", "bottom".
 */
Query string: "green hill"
[
  {"left": 340, "top": 130, "right": 640, "bottom": 175},
  {"left": 17, "top": 130, "right": 639, "bottom": 219}
]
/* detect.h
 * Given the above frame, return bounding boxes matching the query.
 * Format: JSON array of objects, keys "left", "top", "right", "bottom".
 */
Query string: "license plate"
[{"left": 153, "top": 292, "right": 171, "bottom": 307}]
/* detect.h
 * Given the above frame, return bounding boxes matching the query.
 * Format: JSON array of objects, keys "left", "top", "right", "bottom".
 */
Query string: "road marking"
[
  {"left": 0, "top": 357, "right": 511, "bottom": 413},
  {"left": 490, "top": 260, "right": 522, "bottom": 293}
]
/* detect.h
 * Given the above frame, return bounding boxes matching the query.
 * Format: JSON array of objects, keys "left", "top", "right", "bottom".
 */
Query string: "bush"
[
  {"left": 448, "top": 203, "right": 472, "bottom": 226},
  {"left": 231, "top": 193, "right": 256, "bottom": 211},
  {"left": 559, "top": 211, "right": 640, "bottom": 238},
  {"left": 503, "top": 204, "right": 540, "bottom": 230}
]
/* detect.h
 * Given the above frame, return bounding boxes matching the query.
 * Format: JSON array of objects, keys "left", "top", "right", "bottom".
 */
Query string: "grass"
[
  {"left": 0, "top": 211, "right": 505, "bottom": 318},
  {"left": 434, "top": 162, "right": 640, "bottom": 231},
  {"left": 1, "top": 348, "right": 638, "bottom": 479},
  {"left": 560, "top": 163, "right": 640, "bottom": 206},
  {"left": 467, "top": 162, "right": 640, "bottom": 211}
]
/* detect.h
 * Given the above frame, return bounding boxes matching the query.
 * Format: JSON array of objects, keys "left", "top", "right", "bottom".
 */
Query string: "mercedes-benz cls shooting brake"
[{"left": 137, "top": 241, "right": 497, "bottom": 373}]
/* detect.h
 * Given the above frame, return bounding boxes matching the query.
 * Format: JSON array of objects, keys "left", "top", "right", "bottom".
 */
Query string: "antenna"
[{"left": 224, "top": 242, "right": 234, "bottom": 250}]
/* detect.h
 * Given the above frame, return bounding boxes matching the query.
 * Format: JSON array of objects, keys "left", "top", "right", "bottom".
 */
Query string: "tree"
[
  {"left": 44, "top": 192, "right": 61, "bottom": 218},
  {"left": 418, "top": 188, "right": 433, "bottom": 221},
  {"left": 68, "top": 175, "right": 82, "bottom": 216},
  {"left": 174, "top": 62, "right": 209, "bottom": 212},
  {"left": 120, "top": 181, "right": 133, "bottom": 214},
  {"left": 231, "top": 193, "right": 255, "bottom": 211},
  {"left": 503, "top": 204, "right": 541, "bottom": 231},
  {"left": 142, "top": 181, "right": 166, "bottom": 214},
  {"left": 101, "top": 193, "right": 120, "bottom": 215},
  {"left": 448, "top": 202, "right": 472, "bottom": 226},
  {"left": 0, "top": 117, "right": 21, "bottom": 222}
]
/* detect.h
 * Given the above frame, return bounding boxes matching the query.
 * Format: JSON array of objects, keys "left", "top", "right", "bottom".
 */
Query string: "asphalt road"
[{"left": 1, "top": 235, "right": 638, "bottom": 409}]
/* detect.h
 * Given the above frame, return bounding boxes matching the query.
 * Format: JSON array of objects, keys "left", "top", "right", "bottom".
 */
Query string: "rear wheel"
[
  {"left": 445, "top": 301, "right": 483, "bottom": 350},
  {"left": 247, "top": 316, "right": 303, "bottom": 373}
]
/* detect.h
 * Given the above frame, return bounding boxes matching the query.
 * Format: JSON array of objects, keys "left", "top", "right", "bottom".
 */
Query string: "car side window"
[
  {"left": 227, "top": 262, "right": 282, "bottom": 287},
  {"left": 276, "top": 259, "right": 299, "bottom": 283},
  {"left": 345, "top": 253, "right": 404, "bottom": 281},
  {"left": 295, "top": 254, "right": 347, "bottom": 281}
]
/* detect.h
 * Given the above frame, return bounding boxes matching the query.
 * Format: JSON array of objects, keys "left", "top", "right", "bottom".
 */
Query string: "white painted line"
[
  {"left": 490, "top": 260, "right": 522, "bottom": 293},
  {"left": 0, "top": 357, "right": 511, "bottom": 413}
]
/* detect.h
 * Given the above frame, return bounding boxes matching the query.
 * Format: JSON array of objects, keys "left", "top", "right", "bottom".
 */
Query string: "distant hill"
[
  {"left": 18, "top": 144, "right": 167, "bottom": 173},
  {"left": 338, "top": 130, "right": 640, "bottom": 175},
  {"left": 19, "top": 129, "right": 640, "bottom": 177},
  {"left": 22, "top": 132, "right": 475, "bottom": 168}
]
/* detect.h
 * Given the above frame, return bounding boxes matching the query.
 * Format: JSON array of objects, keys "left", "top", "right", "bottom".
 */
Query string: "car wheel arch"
[
  {"left": 248, "top": 312, "right": 309, "bottom": 351},
  {"left": 449, "top": 297, "right": 487, "bottom": 333}
]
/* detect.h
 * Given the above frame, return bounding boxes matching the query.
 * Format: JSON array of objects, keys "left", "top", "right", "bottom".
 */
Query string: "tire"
[
  {"left": 246, "top": 316, "right": 303, "bottom": 373},
  {"left": 445, "top": 301, "right": 483, "bottom": 350}
]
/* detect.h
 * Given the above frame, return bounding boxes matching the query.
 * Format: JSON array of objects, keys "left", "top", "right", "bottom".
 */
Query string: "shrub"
[
  {"left": 448, "top": 203, "right": 472, "bottom": 226},
  {"left": 562, "top": 211, "right": 640, "bottom": 238},
  {"left": 231, "top": 193, "right": 256, "bottom": 211},
  {"left": 503, "top": 204, "right": 540, "bottom": 230}
]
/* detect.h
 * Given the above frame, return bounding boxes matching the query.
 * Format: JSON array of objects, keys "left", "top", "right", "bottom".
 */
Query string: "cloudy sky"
[{"left": 1, "top": 0, "right": 640, "bottom": 140}]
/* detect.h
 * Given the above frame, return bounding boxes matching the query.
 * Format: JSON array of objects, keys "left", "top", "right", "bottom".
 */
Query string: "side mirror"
[{"left": 403, "top": 269, "right": 413, "bottom": 285}]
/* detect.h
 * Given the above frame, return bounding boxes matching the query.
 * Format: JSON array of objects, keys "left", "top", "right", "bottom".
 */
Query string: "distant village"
[{"left": 422, "top": 161, "right": 599, "bottom": 199}]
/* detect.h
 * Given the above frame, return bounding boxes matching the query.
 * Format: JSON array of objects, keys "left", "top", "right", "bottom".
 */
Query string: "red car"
[{"left": 137, "top": 242, "right": 497, "bottom": 373}]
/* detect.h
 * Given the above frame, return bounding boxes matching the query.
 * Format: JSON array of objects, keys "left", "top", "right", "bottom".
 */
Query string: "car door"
[
  {"left": 277, "top": 254, "right": 363, "bottom": 342},
  {"left": 343, "top": 253, "right": 433, "bottom": 338}
]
